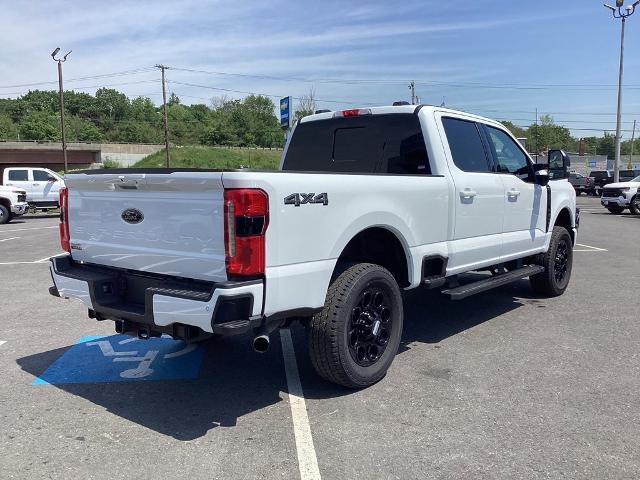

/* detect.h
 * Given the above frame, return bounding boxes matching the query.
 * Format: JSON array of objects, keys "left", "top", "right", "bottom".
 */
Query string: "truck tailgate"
[{"left": 64, "top": 171, "right": 227, "bottom": 283}]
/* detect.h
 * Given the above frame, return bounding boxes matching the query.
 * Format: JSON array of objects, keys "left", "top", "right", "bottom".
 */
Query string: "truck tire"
[
  {"left": 530, "top": 226, "right": 573, "bottom": 297},
  {"left": 0, "top": 204, "right": 9, "bottom": 224},
  {"left": 629, "top": 196, "right": 640, "bottom": 215},
  {"left": 309, "top": 263, "right": 403, "bottom": 389},
  {"left": 607, "top": 206, "right": 624, "bottom": 214}
]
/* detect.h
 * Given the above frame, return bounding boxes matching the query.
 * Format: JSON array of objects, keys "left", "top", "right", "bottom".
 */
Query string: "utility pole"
[
  {"left": 630, "top": 119, "right": 637, "bottom": 167},
  {"left": 408, "top": 81, "right": 416, "bottom": 105},
  {"left": 604, "top": 1, "right": 640, "bottom": 182},
  {"left": 51, "top": 48, "right": 71, "bottom": 174},
  {"left": 156, "top": 64, "right": 170, "bottom": 167}
]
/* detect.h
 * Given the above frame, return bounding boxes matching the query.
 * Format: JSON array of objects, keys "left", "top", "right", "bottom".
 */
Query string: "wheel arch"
[
  {"left": 552, "top": 207, "right": 575, "bottom": 243},
  {"left": 332, "top": 225, "right": 413, "bottom": 288}
]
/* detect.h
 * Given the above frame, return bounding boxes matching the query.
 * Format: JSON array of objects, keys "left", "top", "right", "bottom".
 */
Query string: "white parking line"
[
  {"left": 0, "top": 253, "right": 65, "bottom": 266},
  {"left": 0, "top": 237, "right": 20, "bottom": 242},
  {"left": 0, "top": 226, "right": 57, "bottom": 234},
  {"left": 280, "top": 329, "right": 321, "bottom": 480},
  {"left": 0, "top": 341, "right": 6, "bottom": 347},
  {"left": 576, "top": 243, "right": 607, "bottom": 252}
]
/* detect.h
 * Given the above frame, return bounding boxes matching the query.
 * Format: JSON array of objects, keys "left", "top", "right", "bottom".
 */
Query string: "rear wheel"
[
  {"left": 607, "top": 206, "right": 624, "bottom": 214},
  {"left": 530, "top": 226, "right": 573, "bottom": 297},
  {"left": 309, "top": 263, "right": 403, "bottom": 388},
  {"left": 630, "top": 196, "right": 640, "bottom": 215},
  {"left": 0, "top": 204, "right": 9, "bottom": 224}
]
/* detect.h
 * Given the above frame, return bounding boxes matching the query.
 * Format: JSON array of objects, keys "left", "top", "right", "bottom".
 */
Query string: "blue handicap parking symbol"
[{"left": 33, "top": 335, "right": 205, "bottom": 385}]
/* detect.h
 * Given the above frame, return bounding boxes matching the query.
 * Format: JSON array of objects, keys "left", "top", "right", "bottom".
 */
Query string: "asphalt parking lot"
[{"left": 0, "top": 197, "right": 639, "bottom": 480}]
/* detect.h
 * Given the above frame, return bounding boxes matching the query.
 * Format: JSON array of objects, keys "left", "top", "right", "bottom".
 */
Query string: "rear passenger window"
[
  {"left": 8, "top": 170, "right": 28, "bottom": 181},
  {"left": 442, "top": 118, "right": 490, "bottom": 173}
]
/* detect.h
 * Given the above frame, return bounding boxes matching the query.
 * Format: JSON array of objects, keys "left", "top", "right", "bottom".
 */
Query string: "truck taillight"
[
  {"left": 59, "top": 187, "right": 70, "bottom": 253},
  {"left": 224, "top": 189, "right": 268, "bottom": 277},
  {"left": 333, "top": 108, "right": 372, "bottom": 118}
]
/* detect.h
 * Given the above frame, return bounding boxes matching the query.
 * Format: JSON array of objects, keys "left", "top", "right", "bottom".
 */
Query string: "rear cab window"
[
  {"left": 282, "top": 113, "right": 431, "bottom": 174},
  {"left": 441, "top": 117, "right": 491, "bottom": 173}
]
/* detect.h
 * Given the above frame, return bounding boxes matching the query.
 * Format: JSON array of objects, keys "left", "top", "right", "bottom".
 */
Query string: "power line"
[
  {"left": 0, "top": 67, "right": 156, "bottom": 89},
  {"left": 168, "top": 66, "right": 640, "bottom": 90},
  {"left": 168, "top": 80, "right": 379, "bottom": 106}
]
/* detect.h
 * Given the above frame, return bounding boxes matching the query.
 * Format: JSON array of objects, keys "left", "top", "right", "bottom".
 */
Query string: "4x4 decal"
[{"left": 284, "top": 192, "right": 328, "bottom": 207}]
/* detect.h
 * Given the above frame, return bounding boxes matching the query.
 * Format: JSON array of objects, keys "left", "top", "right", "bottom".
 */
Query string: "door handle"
[
  {"left": 507, "top": 189, "right": 521, "bottom": 198},
  {"left": 33, "top": 183, "right": 39, "bottom": 186},
  {"left": 5, "top": 183, "right": 12, "bottom": 186},
  {"left": 460, "top": 188, "right": 477, "bottom": 199}
]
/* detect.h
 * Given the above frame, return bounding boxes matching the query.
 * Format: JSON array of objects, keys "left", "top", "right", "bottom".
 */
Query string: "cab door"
[
  {"left": 32, "top": 169, "right": 61, "bottom": 203},
  {"left": 439, "top": 116, "right": 504, "bottom": 272},
  {"left": 481, "top": 124, "right": 547, "bottom": 260}
]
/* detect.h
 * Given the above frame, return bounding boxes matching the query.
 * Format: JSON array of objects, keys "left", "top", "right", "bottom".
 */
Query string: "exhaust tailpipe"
[{"left": 253, "top": 334, "right": 270, "bottom": 353}]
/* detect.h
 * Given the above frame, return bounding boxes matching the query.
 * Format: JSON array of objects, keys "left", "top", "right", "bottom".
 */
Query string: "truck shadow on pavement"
[{"left": 17, "top": 280, "right": 538, "bottom": 441}]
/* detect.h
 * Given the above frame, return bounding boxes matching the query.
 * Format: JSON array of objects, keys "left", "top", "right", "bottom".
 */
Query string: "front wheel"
[
  {"left": 0, "top": 204, "right": 9, "bottom": 224},
  {"left": 530, "top": 226, "right": 573, "bottom": 297},
  {"left": 607, "top": 206, "right": 624, "bottom": 214},
  {"left": 309, "top": 263, "right": 403, "bottom": 389},
  {"left": 629, "top": 196, "right": 640, "bottom": 215}
]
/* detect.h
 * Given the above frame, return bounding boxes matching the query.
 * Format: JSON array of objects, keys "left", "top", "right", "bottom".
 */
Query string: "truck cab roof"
[{"left": 299, "top": 104, "right": 504, "bottom": 129}]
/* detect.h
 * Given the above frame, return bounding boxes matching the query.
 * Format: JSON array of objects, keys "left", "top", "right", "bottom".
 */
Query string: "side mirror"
[
  {"left": 535, "top": 169, "right": 550, "bottom": 186},
  {"left": 47, "top": 177, "right": 56, "bottom": 183},
  {"left": 547, "top": 149, "right": 570, "bottom": 179}
]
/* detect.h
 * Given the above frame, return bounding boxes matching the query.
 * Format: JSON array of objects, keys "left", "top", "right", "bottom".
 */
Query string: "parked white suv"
[
  {"left": 0, "top": 185, "right": 29, "bottom": 224},
  {"left": 48, "top": 105, "right": 577, "bottom": 388},
  {"left": 2, "top": 167, "right": 65, "bottom": 209},
  {"left": 600, "top": 175, "right": 640, "bottom": 214}
]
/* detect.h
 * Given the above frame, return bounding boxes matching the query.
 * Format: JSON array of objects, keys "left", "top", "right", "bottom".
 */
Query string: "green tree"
[
  {"left": 527, "top": 115, "right": 572, "bottom": 152},
  {"left": 95, "top": 88, "right": 130, "bottom": 120},
  {"left": 0, "top": 114, "right": 19, "bottom": 140},
  {"left": 597, "top": 133, "right": 616, "bottom": 159},
  {"left": 66, "top": 115, "right": 103, "bottom": 142},
  {"left": 19, "top": 111, "right": 59, "bottom": 140}
]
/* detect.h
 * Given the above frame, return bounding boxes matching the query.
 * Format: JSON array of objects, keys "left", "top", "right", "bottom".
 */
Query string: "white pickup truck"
[
  {"left": 2, "top": 167, "right": 65, "bottom": 210},
  {"left": 49, "top": 105, "right": 578, "bottom": 388},
  {"left": 0, "top": 185, "right": 29, "bottom": 224}
]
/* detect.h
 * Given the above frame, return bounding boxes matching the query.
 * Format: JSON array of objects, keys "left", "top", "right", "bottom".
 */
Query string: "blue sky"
[{"left": 1, "top": 0, "right": 639, "bottom": 137}]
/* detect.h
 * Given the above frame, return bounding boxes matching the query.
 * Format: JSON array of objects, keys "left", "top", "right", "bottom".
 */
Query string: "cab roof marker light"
[{"left": 333, "top": 108, "right": 372, "bottom": 118}]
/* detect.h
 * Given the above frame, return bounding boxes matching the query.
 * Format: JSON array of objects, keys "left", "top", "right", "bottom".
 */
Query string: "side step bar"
[{"left": 442, "top": 265, "right": 544, "bottom": 300}]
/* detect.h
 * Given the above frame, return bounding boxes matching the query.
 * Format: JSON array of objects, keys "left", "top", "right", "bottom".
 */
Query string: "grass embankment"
[{"left": 133, "top": 146, "right": 282, "bottom": 170}]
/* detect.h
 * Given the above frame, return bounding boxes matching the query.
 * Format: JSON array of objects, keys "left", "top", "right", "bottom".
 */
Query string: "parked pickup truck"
[
  {"left": 2, "top": 167, "right": 65, "bottom": 210},
  {"left": 0, "top": 185, "right": 29, "bottom": 224},
  {"left": 600, "top": 174, "right": 640, "bottom": 214},
  {"left": 48, "top": 105, "right": 578, "bottom": 388},
  {"left": 568, "top": 172, "right": 594, "bottom": 195}
]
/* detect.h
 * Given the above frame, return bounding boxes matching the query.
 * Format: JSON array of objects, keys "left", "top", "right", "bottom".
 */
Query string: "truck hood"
[
  {"left": 605, "top": 181, "right": 640, "bottom": 189},
  {"left": 0, "top": 186, "right": 26, "bottom": 195}
]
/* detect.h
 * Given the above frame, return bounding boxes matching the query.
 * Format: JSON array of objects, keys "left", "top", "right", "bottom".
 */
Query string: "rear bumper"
[{"left": 49, "top": 255, "right": 266, "bottom": 338}]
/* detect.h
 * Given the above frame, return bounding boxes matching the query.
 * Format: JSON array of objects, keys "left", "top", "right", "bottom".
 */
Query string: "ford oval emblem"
[{"left": 121, "top": 208, "right": 144, "bottom": 224}]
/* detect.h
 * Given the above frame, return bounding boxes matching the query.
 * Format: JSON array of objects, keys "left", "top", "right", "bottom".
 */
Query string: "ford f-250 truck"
[{"left": 49, "top": 105, "right": 577, "bottom": 388}]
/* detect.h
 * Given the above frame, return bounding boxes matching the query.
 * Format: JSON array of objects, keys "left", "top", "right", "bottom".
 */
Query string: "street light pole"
[
  {"left": 604, "top": 1, "right": 639, "bottom": 183},
  {"left": 51, "top": 48, "right": 71, "bottom": 174}
]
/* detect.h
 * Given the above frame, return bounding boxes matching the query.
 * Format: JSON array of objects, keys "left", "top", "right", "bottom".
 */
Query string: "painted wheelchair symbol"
[{"left": 86, "top": 336, "right": 197, "bottom": 379}]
